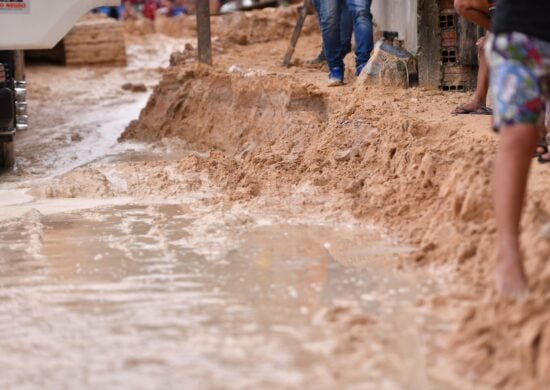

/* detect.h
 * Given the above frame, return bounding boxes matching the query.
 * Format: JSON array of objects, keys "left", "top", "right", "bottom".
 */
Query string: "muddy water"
[{"left": 0, "top": 201, "right": 453, "bottom": 389}]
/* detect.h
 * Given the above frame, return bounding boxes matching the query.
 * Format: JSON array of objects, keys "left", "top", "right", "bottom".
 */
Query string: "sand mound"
[
  {"left": 212, "top": 7, "right": 319, "bottom": 45},
  {"left": 118, "top": 62, "right": 550, "bottom": 388},
  {"left": 121, "top": 67, "right": 327, "bottom": 152},
  {"left": 124, "top": 6, "right": 319, "bottom": 45}
]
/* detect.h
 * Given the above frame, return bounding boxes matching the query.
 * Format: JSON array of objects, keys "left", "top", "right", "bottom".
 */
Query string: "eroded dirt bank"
[{"left": 113, "top": 50, "right": 550, "bottom": 389}]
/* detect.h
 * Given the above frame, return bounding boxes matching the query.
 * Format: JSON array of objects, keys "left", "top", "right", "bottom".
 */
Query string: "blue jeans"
[
  {"left": 319, "top": 0, "right": 373, "bottom": 70},
  {"left": 313, "top": 0, "right": 352, "bottom": 60}
]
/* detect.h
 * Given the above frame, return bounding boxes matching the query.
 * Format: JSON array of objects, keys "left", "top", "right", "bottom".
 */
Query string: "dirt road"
[{"left": 1, "top": 7, "right": 549, "bottom": 390}]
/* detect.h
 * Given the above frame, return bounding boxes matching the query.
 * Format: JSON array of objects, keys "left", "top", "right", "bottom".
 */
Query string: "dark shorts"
[{"left": 487, "top": 32, "right": 550, "bottom": 130}]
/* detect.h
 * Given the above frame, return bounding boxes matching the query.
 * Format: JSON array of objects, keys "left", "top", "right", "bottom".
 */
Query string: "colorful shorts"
[{"left": 487, "top": 32, "right": 550, "bottom": 130}]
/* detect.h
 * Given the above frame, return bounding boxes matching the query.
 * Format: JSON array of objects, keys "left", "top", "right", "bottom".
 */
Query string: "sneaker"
[
  {"left": 306, "top": 52, "right": 326, "bottom": 66},
  {"left": 328, "top": 67, "right": 344, "bottom": 87}
]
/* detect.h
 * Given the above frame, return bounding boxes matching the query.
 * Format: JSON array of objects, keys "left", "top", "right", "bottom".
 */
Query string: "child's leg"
[
  {"left": 493, "top": 123, "right": 539, "bottom": 297},
  {"left": 454, "top": 36, "right": 491, "bottom": 114},
  {"left": 487, "top": 32, "right": 550, "bottom": 297}
]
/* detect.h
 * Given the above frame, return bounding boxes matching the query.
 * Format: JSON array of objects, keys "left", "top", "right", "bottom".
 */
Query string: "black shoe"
[{"left": 306, "top": 52, "right": 326, "bottom": 66}]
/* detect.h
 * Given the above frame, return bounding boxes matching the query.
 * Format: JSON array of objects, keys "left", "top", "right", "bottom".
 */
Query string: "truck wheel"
[
  {"left": 0, "top": 51, "right": 16, "bottom": 171},
  {"left": 0, "top": 135, "right": 15, "bottom": 170}
]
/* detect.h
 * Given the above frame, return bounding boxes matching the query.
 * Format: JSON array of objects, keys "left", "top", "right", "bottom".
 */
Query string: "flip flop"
[
  {"left": 453, "top": 105, "right": 493, "bottom": 115},
  {"left": 535, "top": 136, "right": 550, "bottom": 163}
]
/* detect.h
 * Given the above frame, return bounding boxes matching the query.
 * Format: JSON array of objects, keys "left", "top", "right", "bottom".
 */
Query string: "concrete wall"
[{"left": 371, "top": 0, "right": 418, "bottom": 53}]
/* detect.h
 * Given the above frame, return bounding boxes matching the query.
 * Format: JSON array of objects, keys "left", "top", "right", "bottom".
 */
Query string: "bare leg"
[
  {"left": 493, "top": 123, "right": 539, "bottom": 298},
  {"left": 475, "top": 39, "right": 489, "bottom": 104},
  {"left": 454, "top": 36, "right": 490, "bottom": 113},
  {"left": 453, "top": 0, "right": 491, "bottom": 113}
]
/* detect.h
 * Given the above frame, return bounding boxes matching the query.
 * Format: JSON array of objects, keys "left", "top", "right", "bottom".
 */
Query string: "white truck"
[{"left": 0, "top": 0, "right": 119, "bottom": 169}]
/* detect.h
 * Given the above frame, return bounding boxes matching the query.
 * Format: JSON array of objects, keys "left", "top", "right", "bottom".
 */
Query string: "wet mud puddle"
[{"left": 0, "top": 203, "right": 456, "bottom": 389}]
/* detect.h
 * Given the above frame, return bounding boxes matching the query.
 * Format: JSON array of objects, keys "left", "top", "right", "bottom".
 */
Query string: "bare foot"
[{"left": 493, "top": 252, "right": 529, "bottom": 299}]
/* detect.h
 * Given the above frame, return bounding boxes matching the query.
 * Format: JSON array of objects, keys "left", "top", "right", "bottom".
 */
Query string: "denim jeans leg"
[
  {"left": 320, "top": 0, "right": 344, "bottom": 69},
  {"left": 345, "top": 0, "right": 373, "bottom": 68},
  {"left": 312, "top": 0, "right": 327, "bottom": 60},
  {"left": 340, "top": 3, "right": 353, "bottom": 57}
]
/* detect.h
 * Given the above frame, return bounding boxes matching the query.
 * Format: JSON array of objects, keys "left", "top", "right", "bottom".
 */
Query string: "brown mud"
[{"left": 6, "top": 6, "right": 550, "bottom": 389}]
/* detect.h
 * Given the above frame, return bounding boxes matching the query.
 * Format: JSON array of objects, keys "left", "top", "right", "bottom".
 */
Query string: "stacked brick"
[{"left": 438, "top": 0, "right": 479, "bottom": 91}]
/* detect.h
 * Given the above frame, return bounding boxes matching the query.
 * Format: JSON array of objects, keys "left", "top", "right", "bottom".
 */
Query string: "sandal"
[
  {"left": 535, "top": 136, "right": 550, "bottom": 163},
  {"left": 453, "top": 105, "right": 493, "bottom": 115}
]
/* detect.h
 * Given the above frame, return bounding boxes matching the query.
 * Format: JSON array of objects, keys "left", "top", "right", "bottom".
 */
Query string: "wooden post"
[
  {"left": 418, "top": 0, "right": 441, "bottom": 89},
  {"left": 282, "top": 0, "right": 311, "bottom": 68},
  {"left": 196, "top": 0, "right": 212, "bottom": 65}
]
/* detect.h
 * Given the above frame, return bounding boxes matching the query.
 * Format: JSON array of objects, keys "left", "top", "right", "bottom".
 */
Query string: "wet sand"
[{"left": 2, "top": 7, "right": 550, "bottom": 389}]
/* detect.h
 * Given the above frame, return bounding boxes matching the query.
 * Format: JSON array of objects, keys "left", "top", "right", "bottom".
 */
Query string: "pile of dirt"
[
  {"left": 121, "top": 67, "right": 326, "bottom": 152},
  {"left": 124, "top": 6, "right": 319, "bottom": 45},
  {"left": 211, "top": 6, "right": 319, "bottom": 45},
  {"left": 115, "top": 63, "right": 550, "bottom": 389}
]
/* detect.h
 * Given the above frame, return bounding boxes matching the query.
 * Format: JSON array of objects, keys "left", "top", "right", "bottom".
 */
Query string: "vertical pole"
[
  {"left": 196, "top": 0, "right": 212, "bottom": 65},
  {"left": 282, "top": 0, "right": 310, "bottom": 67}
]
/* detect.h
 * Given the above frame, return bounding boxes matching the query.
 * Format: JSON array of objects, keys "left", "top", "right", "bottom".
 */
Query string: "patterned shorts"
[{"left": 487, "top": 32, "right": 550, "bottom": 130}]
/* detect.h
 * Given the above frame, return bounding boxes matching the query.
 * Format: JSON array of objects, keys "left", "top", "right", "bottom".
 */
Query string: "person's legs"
[
  {"left": 488, "top": 33, "right": 550, "bottom": 297},
  {"left": 308, "top": 0, "right": 326, "bottom": 64},
  {"left": 345, "top": 0, "right": 373, "bottom": 75},
  {"left": 475, "top": 37, "right": 490, "bottom": 103},
  {"left": 312, "top": 0, "right": 321, "bottom": 18},
  {"left": 340, "top": 3, "right": 353, "bottom": 58},
  {"left": 493, "top": 124, "right": 538, "bottom": 297},
  {"left": 454, "top": 0, "right": 490, "bottom": 30},
  {"left": 453, "top": 0, "right": 492, "bottom": 114},
  {"left": 454, "top": 36, "right": 491, "bottom": 114},
  {"left": 453, "top": 0, "right": 491, "bottom": 114},
  {"left": 319, "top": 0, "right": 345, "bottom": 84}
]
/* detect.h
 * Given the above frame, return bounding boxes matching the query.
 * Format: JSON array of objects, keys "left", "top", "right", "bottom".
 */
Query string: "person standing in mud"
[
  {"left": 452, "top": 0, "right": 494, "bottom": 116},
  {"left": 319, "top": 0, "right": 373, "bottom": 86},
  {"left": 307, "top": 0, "right": 353, "bottom": 66},
  {"left": 489, "top": 0, "right": 550, "bottom": 297}
]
